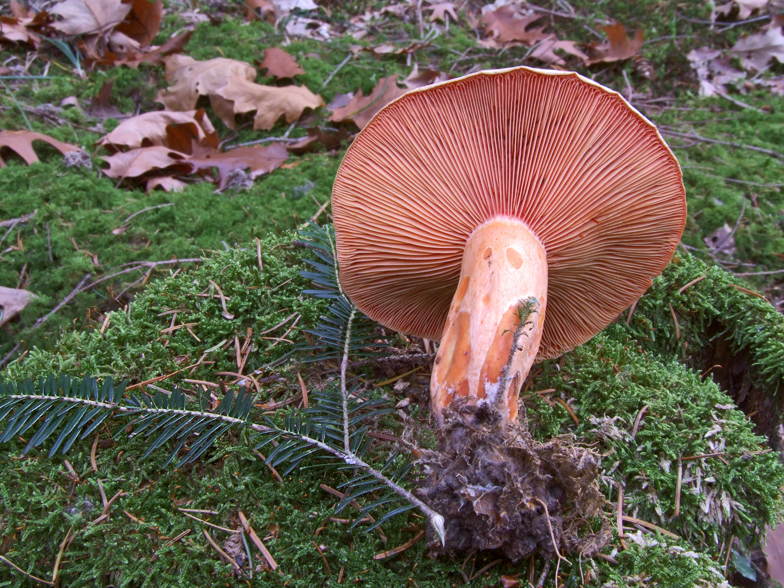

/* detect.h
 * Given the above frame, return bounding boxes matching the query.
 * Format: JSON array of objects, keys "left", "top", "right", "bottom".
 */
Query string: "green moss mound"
[{"left": 2, "top": 233, "right": 783, "bottom": 586}]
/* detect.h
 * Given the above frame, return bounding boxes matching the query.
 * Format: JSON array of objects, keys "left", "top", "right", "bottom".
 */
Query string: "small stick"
[
  {"left": 0, "top": 555, "right": 54, "bottom": 585},
  {"left": 723, "top": 535, "right": 734, "bottom": 576},
  {"left": 101, "top": 490, "right": 126, "bottom": 518},
  {"left": 239, "top": 512, "right": 277, "bottom": 570},
  {"left": 299, "top": 198, "right": 331, "bottom": 230},
  {"left": 179, "top": 509, "right": 240, "bottom": 534},
  {"left": 668, "top": 303, "right": 680, "bottom": 339},
  {"left": 121, "top": 202, "right": 175, "bottom": 225},
  {"left": 616, "top": 483, "right": 624, "bottom": 539},
  {"left": 90, "top": 434, "right": 99, "bottom": 472},
  {"left": 625, "top": 298, "right": 638, "bottom": 325},
  {"left": 660, "top": 129, "right": 784, "bottom": 161},
  {"left": 51, "top": 527, "right": 74, "bottom": 584},
  {"left": 320, "top": 54, "right": 352, "bottom": 89},
  {"left": 726, "top": 283, "right": 767, "bottom": 299},
  {"left": 674, "top": 457, "right": 683, "bottom": 517},
  {"left": 621, "top": 515, "right": 680, "bottom": 539},
  {"left": 555, "top": 397, "right": 579, "bottom": 425},
  {"left": 202, "top": 529, "right": 241, "bottom": 572},
  {"left": 373, "top": 530, "right": 425, "bottom": 560},
  {"left": 258, "top": 312, "right": 298, "bottom": 336},
  {"left": 677, "top": 275, "right": 706, "bottom": 294},
  {"left": 297, "top": 372, "right": 309, "bottom": 409},
  {"left": 178, "top": 508, "right": 220, "bottom": 515},
  {"left": 208, "top": 280, "right": 234, "bottom": 320},
  {"left": 46, "top": 222, "right": 53, "bottom": 263},
  {"left": 30, "top": 273, "right": 91, "bottom": 330},
  {"left": 312, "top": 541, "right": 332, "bottom": 575},
  {"left": 631, "top": 405, "right": 649, "bottom": 439},
  {"left": 256, "top": 237, "right": 263, "bottom": 272},
  {"left": 0, "top": 210, "right": 37, "bottom": 228}
]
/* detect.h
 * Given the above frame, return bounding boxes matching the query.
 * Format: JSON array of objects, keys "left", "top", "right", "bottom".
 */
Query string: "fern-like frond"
[
  {"left": 0, "top": 376, "right": 260, "bottom": 467},
  {"left": 296, "top": 224, "right": 386, "bottom": 361}
]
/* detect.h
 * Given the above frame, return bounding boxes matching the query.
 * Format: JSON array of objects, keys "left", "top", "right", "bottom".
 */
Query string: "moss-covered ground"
[{"left": 2, "top": 0, "right": 784, "bottom": 586}]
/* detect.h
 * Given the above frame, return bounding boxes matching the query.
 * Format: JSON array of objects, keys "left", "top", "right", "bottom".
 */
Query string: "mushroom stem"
[{"left": 430, "top": 217, "right": 548, "bottom": 426}]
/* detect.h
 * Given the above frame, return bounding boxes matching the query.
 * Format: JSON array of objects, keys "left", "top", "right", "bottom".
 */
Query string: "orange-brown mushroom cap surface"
[{"left": 332, "top": 66, "right": 686, "bottom": 360}]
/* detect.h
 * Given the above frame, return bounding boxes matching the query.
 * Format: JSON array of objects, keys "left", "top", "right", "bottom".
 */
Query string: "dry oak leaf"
[
  {"left": 216, "top": 77, "right": 323, "bottom": 131},
  {"left": 287, "top": 125, "right": 352, "bottom": 154},
  {"left": 403, "top": 64, "right": 450, "bottom": 89},
  {"left": 259, "top": 47, "right": 304, "bottom": 78},
  {"left": 146, "top": 176, "right": 187, "bottom": 193},
  {"left": 112, "top": 0, "right": 162, "bottom": 49},
  {"left": 156, "top": 55, "right": 256, "bottom": 129},
  {"left": 1, "top": 2, "right": 50, "bottom": 48},
  {"left": 529, "top": 37, "right": 589, "bottom": 66},
  {"left": 586, "top": 22, "right": 645, "bottom": 65},
  {"left": 101, "top": 146, "right": 191, "bottom": 182},
  {"left": 188, "top": 143, "right": 289, "bottom": 189},
  {"left": 0, "top": 286, "right": 37, "bottom": 328},
  {"left": 731, "top": 26, "right": 784, "bottom": 71},
  {"left": 244, "top": 0, "right": 275, "bottom": 23},
  {"left": 687, "top": 47, "right": 746, "bottom": 96},
  {"left": 715, "top": 0, "right": 769, "bottom": 20},
  {"left": 97, "top": 109, "right": 218, "bottom": 153},
  {"left": 425, "top": 1, "right": 458, "bottom": 23},
  {"left": 0, "top": 130, "right": 82, "bottom": 167},
  {"left": 106, "top": 30, "right": 193, "bottom": 68},
  {"left": 481, "top": 7, "right": 548, "bottom": 46},
  {"left": 330, "top": 75, "right": 407, "bottom": 130},
  {"left": 50, "top": 0, "right": 131, "bottom": 38}
]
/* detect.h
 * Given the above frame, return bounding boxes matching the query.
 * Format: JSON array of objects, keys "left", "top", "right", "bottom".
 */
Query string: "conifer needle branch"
[{"left": 341, "top": 308, "right": 357, "bottom": 453}]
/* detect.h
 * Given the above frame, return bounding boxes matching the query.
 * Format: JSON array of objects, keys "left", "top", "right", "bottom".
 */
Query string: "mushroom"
[{"left": 332, "top": 66, "right": 685, "bottom": 428}]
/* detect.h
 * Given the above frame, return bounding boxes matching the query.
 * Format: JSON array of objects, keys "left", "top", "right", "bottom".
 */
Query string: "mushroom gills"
[{"left": 431, "top": 217, "right": 547, "bottom": 426}]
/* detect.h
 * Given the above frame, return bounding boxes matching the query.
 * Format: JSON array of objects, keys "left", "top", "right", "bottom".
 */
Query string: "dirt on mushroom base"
[{"left": 417, "top": 400, "right": 609, "bottom": 562}]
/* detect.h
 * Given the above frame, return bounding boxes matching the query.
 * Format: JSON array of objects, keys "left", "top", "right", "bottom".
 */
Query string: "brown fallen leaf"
[
  {"left": 1, "top": 1, "right": 50, "bottom": 48},
  {"left": 102, "top": 143, "right": 288, "bottom": 190},
  {"left": 403, "top": 64, "right": 450, "bottom": 89},
  {"left": 481, "top": 6, "right": 548, "bottom": 46},
  {"left": 731, "top": 26, "right": 784, "bottom": 71},
  {"left": 0, "top": 130, "right": 82, "bottom": 167},
  {"left": 687, "top": 47, "right": 746, "bottom": 96},
  {"left": 586, "top": 22, "right": 645, "bottom": 65},
  {"left": 0, "top": 286, "right": 37, "bottom": 328},
  {"left": 287, "top": 126, "right": 352, "bottom": 154},
  {"left": 259, "top": 47, "right": 304, "bottom": 78},
  {"left": 110, "top": 30, "right": 193, "bottom": 68},
  {"left": 101, "top": 146, "right": 191, "bottom": 183},
  {"left": 715, "top": 0, "right": 768, "bottom": 20},
  {"left": 216, "top": 77, "right": 324, "bottom": 130},
  {"left": 147, "top": 176, "right": 187, "bottom": 193},
  {"left": 330, "top": 75, "right": 407, "bottom": 130},
  {"left": 189, "top": 144, "right": 289, "bottom": 189},
  {"left": 156, "top": 55, "right": 256, "bottom": 128},
  {"left": 112, "top": 0, "right": 162, "bottom": 49},
  {"left": 369, "top": 39, "right": 432, "bottom": 56},
  {"left": 97, "top": 109, "right": 218, "bottom": 154},
  {"left": 425, "top": 1, "right": 458, "bottom": 23},
  {"left": 50, "top": 0, "right": 131, "bottom": 40},
  {"left": 529, "top": 37, "right": 589, "bottom": 66},
  {"left": 244, "top": 0, "right": 275, "bottom": 23}
]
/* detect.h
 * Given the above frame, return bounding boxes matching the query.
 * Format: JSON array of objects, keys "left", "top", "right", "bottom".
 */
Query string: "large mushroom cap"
[{"left": 332, "top": 66, "right": 686, "bottom": 360}]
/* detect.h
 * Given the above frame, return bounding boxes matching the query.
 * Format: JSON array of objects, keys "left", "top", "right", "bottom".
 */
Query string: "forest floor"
[{"left": 2, "top": 0, "right": 784, "bottom": 586}]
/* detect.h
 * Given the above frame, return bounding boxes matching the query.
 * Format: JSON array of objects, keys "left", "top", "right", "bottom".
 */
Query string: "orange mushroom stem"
[{"left": 430, "top": 217, "right": 548, "bottom": 427}]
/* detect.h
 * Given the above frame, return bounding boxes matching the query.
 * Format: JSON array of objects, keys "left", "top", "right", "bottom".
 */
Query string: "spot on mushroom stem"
[{"left": 478, "top": 302, "right": 521, "bottom": 403}]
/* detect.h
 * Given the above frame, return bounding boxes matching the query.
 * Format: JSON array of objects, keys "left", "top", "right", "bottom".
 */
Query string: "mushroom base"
[
  {"left": 417, "top": 401, "right": 608, "bottom": 562},
  {"left": 430, "top": 218, "right": 548, "bottom": 427}
]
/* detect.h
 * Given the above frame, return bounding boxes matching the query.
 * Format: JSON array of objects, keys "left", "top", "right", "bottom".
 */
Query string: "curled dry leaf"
[
  {"left": 1, "top": 1, "right": 50, "bottom": 48},
  {"left": 0, "top": 286, "right": 37, "bottom": 328},
  {"left": 244, "top": 0, "right": 275, "bottom": 23},
  {"left": 0, "top": 130, "right": 82, "bottom": 167},
  {"left": 403, "top": 64, "right": 450, "bottom": 89},
  {"left": 425, "top": 1, "right": 458, "bottom": 23},
  {"left": 156, "top": 55, "right": 256, "bottom": 128},
  {"left": 97, "top": 109, "right": 218, "bottom": 154},
  {"left": 50, "top": 0, "right": 131, "bottom": 38},
  {"left": 112, "top": 0, "right": 162, "bottom": 49},
  {"left": 108, "top": 30, "right": 193, "bottom": 69},
  {"left": 481, "top": 7, "right": 548, "bottom": 46},
  {"left": 715, "top": 0, "right": 769, "bottom": 20},
  {"left": 731, "top": 26, "right": 784, "bottom": 71},
  {"left": 259, "top": 47, "right": 304, "bottom": 78},
  {"left": 529, "top": 38, "right": 589, "bottom": 66},
  {"left": 330, "top": 75, "right": 407, "bottom": 130},
  {"left": 102, "top": 143, "right": 289, "bottom": 191},
  {"left": 687, "top": 47, "right": 746, "bottom": 96},
  {"left": 287, "top": 126, "right": 352, "bottom": 154},
  {"left": 216, "top": 77, "right": 324, "bottom": 131},
  {"left": 586, "top": 22, "right": 645, "bottom": 65},
  {"left": 147, "top": 176, "right": 187, "bottom": 193}
]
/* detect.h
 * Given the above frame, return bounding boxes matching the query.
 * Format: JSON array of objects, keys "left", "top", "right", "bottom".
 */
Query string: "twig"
[
  {"left": 0, "top": 342, "right": 22, "bottom": 369},
  {"left": 179, "top": 509, "right": 240, "bottom": 534},
  {"left": 631, "top": 405, "right": 648, "bottom": 439},
  {"left": 121, "top": 202, "right": 175, "bottom": 224},
  {"left": 373, "top": 530, "right": 425, "bottom": 560},
  {"left": 534, "top": 497, "right": 570, "bottom": 587},
  {"left": 621, "top": 515, "right": 679, "bottom": 539},
  {"left": 299, "top": 198, "right": 331, "bottom": 230},
  {"left": 660, "top": 129, "right": 784, "bottom": 161},
  {"left": 51, "top": 527, "right": 74, "bottom": 584},
  {"left": 78, "top": 258, "right": 201, "bottom": 293},
  {"left": 320, "top": 54, "right": 352, "bottom": 89},
  {"left": 668, "top": 303, "right": 680, "bottom": 340},
  {"left": 30, "top": 273, "right": 91, "bottom": 330},
  {"left": 0, "top": 555, "right": 54, "bottom": 585},
  {"left": 0, "top": 210, "right": 37, "bottom": 228},
  {"left": 256, "top": 237, "right": 263, "bottom": 273},
  {"left": 616, "top": 483, "right": 624, "bottom": 539},
  {"left": 677, "top": 275, "right": 706, "bottom": 294},
  {"left": 46, "top": 222, "right": 53, "bottom": 263},
  {"left": 239, "top": 512, "right": 277, "bottom": 570},
  {"left": 374, "top": 365, "right": 425, "bottom": 388},
  {"left": 727, "top": 283, "right": 767, "bottom": 299},
  {"left": 555, "top": 397, "right": 579, "bottom": 425},
  {"left": 203, "top": 529, "right": 241, "bottom": 572},
  {"left": 734, "top": 268, "right": 784, "bottom": 276},
  {"left": 716, "top": 91, "right": 766, "bottom": 114},
  {"left": 674, "top": 457, "right": 682, "bottom": 517},
  {"left": 208, "top": 280, "right": 235, "bottom": 320}
]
